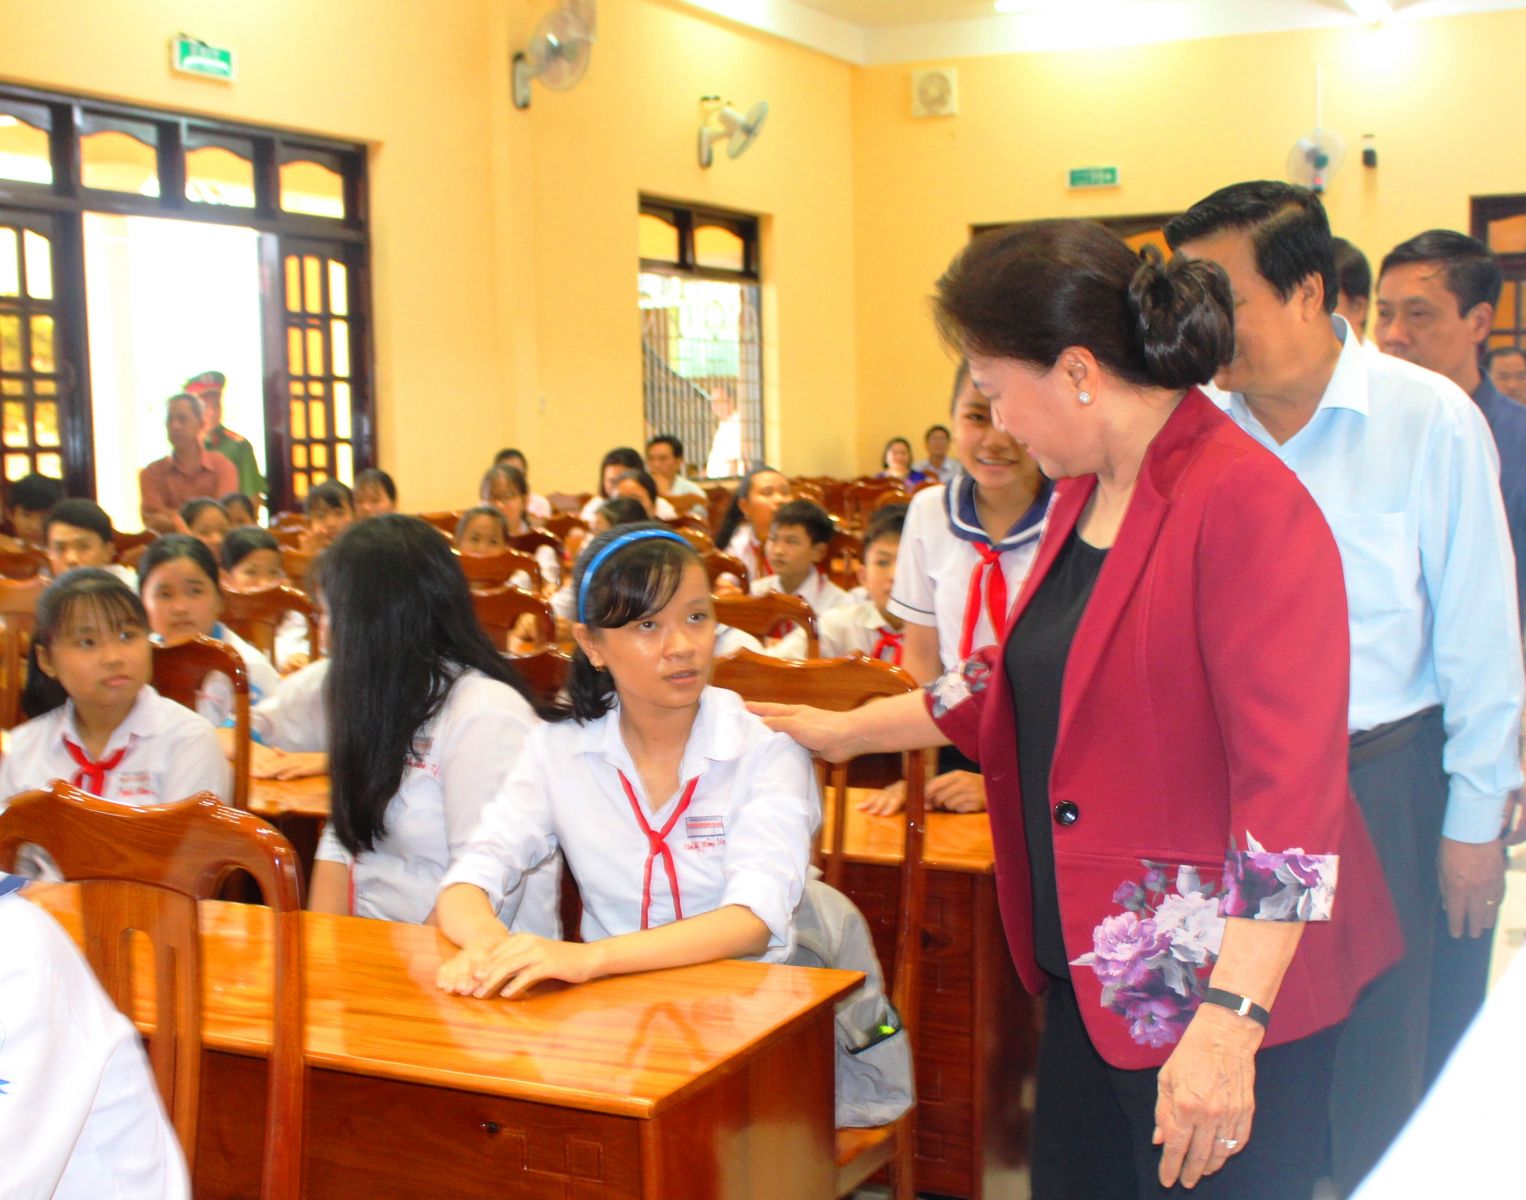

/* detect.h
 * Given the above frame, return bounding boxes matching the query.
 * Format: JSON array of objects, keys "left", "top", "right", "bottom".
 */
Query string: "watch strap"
[{"left": 1203, "top": 987, "right": 1270, "bottom": 1027}]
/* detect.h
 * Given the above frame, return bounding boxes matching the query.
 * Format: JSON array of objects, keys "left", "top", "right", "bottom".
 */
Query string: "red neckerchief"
[
  {"left": 870, "top": 627, "right": 904, "bottom": 666},
  {"left": 958, "top": 542, "right": 1009, "bottom": 660},
  {"left": 63, "top": 739, "right": 128, "bottom": 795},
  {"left": 617, "top": 771, "right": 699, "bottom": 929}
]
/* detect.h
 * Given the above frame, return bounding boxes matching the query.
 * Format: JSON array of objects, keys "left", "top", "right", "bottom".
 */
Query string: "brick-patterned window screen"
[
  {"left": 281, "top": 242, "right": 363, "bottom": 501},
  {"left": 0, "top": 214, "right": 65, "bottom": 483}
]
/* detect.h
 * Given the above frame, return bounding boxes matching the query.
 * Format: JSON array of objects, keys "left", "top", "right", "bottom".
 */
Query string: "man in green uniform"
[{"left": 184, "top": 371, "right": 266, "bottom": 507}]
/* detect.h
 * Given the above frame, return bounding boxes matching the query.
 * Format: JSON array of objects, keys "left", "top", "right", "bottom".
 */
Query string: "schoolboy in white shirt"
[
  {"left": 750, "top": 498, "right": 852, "bottom": 624},
  {"left": 43, "top": 499, "right": 138, "bottom": 588},
  {"left": 772, "top": 504, "right": 906, "bottom": 664}
]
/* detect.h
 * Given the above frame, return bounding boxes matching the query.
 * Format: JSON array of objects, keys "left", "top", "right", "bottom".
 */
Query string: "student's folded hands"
[
  {"left": 437, "top": 930, "right": 600, "bottom": 1000},
  {"left": 248, "top": 744, "right": 328, "bottom": 780}
]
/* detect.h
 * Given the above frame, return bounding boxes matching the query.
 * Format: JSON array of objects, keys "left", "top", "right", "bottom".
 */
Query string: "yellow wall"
[{"left": 851, "top": 8, "right": 1526, "bottom": 466}]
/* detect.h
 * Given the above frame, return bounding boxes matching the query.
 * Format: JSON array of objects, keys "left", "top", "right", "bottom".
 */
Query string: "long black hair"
[
  {"left": 563, "top": 522, "right": 703, "bottom": 724},
  {"left": 21, "top": 569, "right": 149, "bottom": 719},
  {"left": 322, "top": 514, "right": 541, "bottom": 855},
  {"left": 714, "top": 464, "right": 786, "bottom": 551}
]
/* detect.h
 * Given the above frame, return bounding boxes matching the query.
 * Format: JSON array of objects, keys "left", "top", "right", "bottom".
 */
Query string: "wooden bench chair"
[
  {"left": 0, "top": 574, "right": 46, "bottom": 729},
  {"left": 222, "top": 584, "right": 318, "bottom": 666},
  {"left": 417, "top": 510, "right": 460, "bottom": 535},
  {"left": 547, "top": 491, "right": 592, "bottom": 515},
  {"left": 508, "top": 528, "right": 564, "bottom": 567},
  {"left": 0, "top": 782, "right": 306, "bottom": 1200},
  {"left": 713, "top": 592, "right": 820, "bottom": 657},
  {"left": 512, "top": 645, "right": 573, "bottom": 709},
  {"left": 455, "top": 548, "right": 542, "bottom": 592},
  {"left": 826, "top": 529, "right": 863, "bottom": 592},
  {"left": 0, "top": 545, "right": 48, "bottom": 579},
  {"left": 153, "top": 636, "right": 251, "bottom": 812},
  {"left": 279, "top": 547, "right": 320, "bottom": 585},
  {"left": 710, "top": 649, "right": 926, "bottom": 1200},
  {"left": 114, "top": 529, "right": 157, "bottom": 571},
  {"left": 470, "top": 585, "right": 554, "bottom": 651},
  {"left": 702, "top": 550, "right": 749, "bottom": 590},
  {"left": 545, "top": 512, "right": 589, "bottom": 543},
  {"left": 665, "top": 491, "right": 709, "bottom": 516}
]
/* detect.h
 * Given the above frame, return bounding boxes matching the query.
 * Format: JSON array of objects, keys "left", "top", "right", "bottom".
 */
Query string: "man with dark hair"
[
  {"left": 1331, "top": 237, "right": 1373, "bottom": 343},
  {"left": 7, "top": 473, "right": 65, "bottom": 546},
  {"left": 645, "top": 435, "right": 705, "bottom": 499},
  {"left": 912, "top": 423, "right": 959, "bottom": 484},
  {"left": 1487, "top": 345, "right": 1526, "bottom": 404},
  {"left": 184, "top": 372, "right": 265, "bottom": 505},
  {"left": 1167, "top": 181, "right": 1523, "bottom": 1195},
  {"left": 139, "top": 393, "right": 238, "bottom": 534}
]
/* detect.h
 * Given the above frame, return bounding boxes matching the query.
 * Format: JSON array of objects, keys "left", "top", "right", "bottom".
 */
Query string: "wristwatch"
[{"left": 1203, "top": 987, "right": 1270, "bottom": 1028}]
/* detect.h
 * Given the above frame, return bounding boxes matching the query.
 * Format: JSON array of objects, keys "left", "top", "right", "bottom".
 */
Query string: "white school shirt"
[
  {"left": 314, "top": 669, "right": 560, "bottom": 934},
  {"left": 250, "top": 657, "right": 329, "bottom": 753},
  {"left": 0, "top": 881, "right": 190, "bottom": 1200},
  {"left": 579, "top": 494, "right": 677, "bottom": 524},
  {"left": 192, "top": 623, "right": 283, "bottom": 730},
  {"left": 0, "top": 686, "right": 229, "bottom": 811},
  {"left": 665, "top": 474, "right": 707, "bottom": 498},
  {"left": 723, "top": 524, "right": 764, "bottom": 585},
  {"left": 887, "top": 476, "right": 1050, "bottom": 673},
  {"left": 442, "top": 687, "right": 818, "bottom": 962},
  {"left": 770, "top": 598, "right": 901, "bottom": 663},
  {"left": 749, "top": 566, "right": 852, "bottom": 618}
]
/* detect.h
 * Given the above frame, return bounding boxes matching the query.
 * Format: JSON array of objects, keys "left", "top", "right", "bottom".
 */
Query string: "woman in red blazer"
[{"left": 755, "top": 222, "right": 1399, "bottom": 1200}]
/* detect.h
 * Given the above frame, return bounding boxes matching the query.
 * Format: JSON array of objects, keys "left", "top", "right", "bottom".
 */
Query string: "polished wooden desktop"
[{"left": 32, "top": 884, "right": 860, "bottom": 1200}]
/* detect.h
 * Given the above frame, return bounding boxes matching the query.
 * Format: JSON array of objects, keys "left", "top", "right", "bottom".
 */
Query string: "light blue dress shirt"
[{"left": 1213, "top": 317, "right": 1524, "bottom": 843}]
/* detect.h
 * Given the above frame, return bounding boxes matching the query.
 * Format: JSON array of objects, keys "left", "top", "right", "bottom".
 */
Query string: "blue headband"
[{"left": 576, "top": 529, "right": 691, "bottom": 624}]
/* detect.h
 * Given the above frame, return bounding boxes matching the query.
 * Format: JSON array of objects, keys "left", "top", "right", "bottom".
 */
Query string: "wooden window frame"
[
  {"left": 1473, "top": 194, "right": 1526, "bottom": 353},
  {"left": 639, "top": 197, "right": 760, "bottom": 282}
]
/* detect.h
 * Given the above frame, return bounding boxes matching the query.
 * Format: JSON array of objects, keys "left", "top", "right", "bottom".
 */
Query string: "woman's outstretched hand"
[{"left": 746, "top": 702, "right": 856, "bottom": 763}]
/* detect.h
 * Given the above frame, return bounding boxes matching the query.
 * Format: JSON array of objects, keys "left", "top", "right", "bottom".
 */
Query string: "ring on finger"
[{"left": 1216, "top": 1137, "right": 1239, "bottom": 1150}]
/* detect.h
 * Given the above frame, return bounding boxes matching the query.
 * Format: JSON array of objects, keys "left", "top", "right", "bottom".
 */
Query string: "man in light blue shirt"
[{"left": 1168, "top": 182, "right": 1523, "bottom": 1196}]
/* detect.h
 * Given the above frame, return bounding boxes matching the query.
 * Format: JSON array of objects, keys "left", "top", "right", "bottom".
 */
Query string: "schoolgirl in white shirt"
[
  {"left": 577, "top": 449, "right": 678, "bottom": 524},
  {"left": 877, "top": 362, "right": 1050, "bottom": 815},
  {"left": 0, "top": 570, "right": 228, "bottom": 817},
  {"left": 478, "top": 464, "right": 562, "bottom": 587},
  {"left": 220, "top": 525, "right": 315, "bottom": 673},
  {"left": 436, "top": 522, "right": 818, "bottom": 999},
  {"left": 713, "top": 466, "right": 794, "bottom": 587},
  {"left": 306, "top": 515, "right": 559, "bottom": 935},
  {"left": 137, "top": 535, "right": 282, "bottom": 745}
]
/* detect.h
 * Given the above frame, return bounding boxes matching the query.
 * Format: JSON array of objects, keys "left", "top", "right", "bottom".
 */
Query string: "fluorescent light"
[{"left": 1345, "top": 0, "right": 1392, "bottom": 20}]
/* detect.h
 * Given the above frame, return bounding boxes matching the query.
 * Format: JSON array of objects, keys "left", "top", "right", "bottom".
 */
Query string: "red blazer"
[{"left": 929, "top": 390, "right": 1400, "bottom": 1069}]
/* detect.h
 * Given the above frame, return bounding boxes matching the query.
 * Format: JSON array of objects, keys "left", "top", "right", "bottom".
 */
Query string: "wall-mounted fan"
[
  {"left": 512, "top": 4, "right": 594, "bottom": 110},
  {"left": 1287, "top": 128, "right": 1347, "bottom": 194},
  {"left": 698, "top": 99, "right": 769, "bottom": 168}
]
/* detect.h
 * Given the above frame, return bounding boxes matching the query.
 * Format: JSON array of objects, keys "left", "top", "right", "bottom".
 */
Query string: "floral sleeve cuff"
[
  {"left": 925, "top": 655, "right": 992, "bottom": 719},
  {"left": 1220, "top": 832, "right": 1338, "bottom": 922}
]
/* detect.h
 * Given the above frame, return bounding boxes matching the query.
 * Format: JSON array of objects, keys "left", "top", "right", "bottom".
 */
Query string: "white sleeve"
[
  {"left": 887, "top": 491, "right": 939, "bottom": 628},
  {"left": 273, "top": 612, "right": 311, "bottom": 672},
  {"left": 716, "top": 624, "right": 766, "bottom": 658},
  {"left": 535, "top": 544, "right": 562, "bottom": 589},
  {"left": 764, "top": 629, "right": 805, "bottom": 659},
  {"left": 551, "top": 582, "right": 576, "bottom": 622},
  {"left": 315, "top": 821, "right": 353, "bottom": 866},
  {"left": 438, "top": 728, "right": 562, "bottom": 913},
  {"left": 436, "top": 687, "right": 538, "bottom": 866},
  {"left": 241, "top": 646, "right": 283, "bottom": 707},
  {"left": 160, "top": 717, "right": 232, "bottom": 804},
  {"left": 250, "top": 660, "right": 328, "bottom": 752},
  {"left": 718, "top": 734, "right": 819, "bottom": 962}
]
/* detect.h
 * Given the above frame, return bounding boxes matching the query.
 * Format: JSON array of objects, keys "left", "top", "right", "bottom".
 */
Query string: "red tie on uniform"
[
  {"left": 63, "top": 739, "right": 127, "bottom": 795},
  {"left": 870, "top": 627, "right": 904, "bottom": 666},
  {"left": 617, "top": 771, "right": 699, "bottom": 930},
  {"left": 958, "top": 543, "right": 1010, "bottom": 660}
]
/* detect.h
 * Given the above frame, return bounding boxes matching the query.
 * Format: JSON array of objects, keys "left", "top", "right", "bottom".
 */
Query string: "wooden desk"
[
  {"left": 826, "top": 794, "right": 1039, "bottom": 1200},
  {"left": 33, "top": 885, "right": 860, "bottom": 1200}
]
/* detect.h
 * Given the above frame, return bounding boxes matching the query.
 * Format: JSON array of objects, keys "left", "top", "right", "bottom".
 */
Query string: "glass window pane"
[
  {"left": 337, "top": 442, "right": 353, "bottom": 485},
  {"left": 80, "top": 123, "right": 160, "bottom": 197},
  {"left": 185, "top": 144, "right": 255, "bottom": 207},
  {"left": 309, "top": 381, "right": 325, "bottom": 396},
  {"left": 280, "top": 159, "right": 345, "bottom": 219},
  {"left": 36, "top": 452, "right": 60, "bottom": 477},
  {"left": 694, "top": 224, "right": 745, "bottom": 272},
  {"left": 311, "top": 443, "right": 328, "bottom": 469},
  {"left": 309, "top": 400, "right": 326, "bottom": 440},
  {"left": 284, "top": 255, "right": 301, "bottom": 313},
  {"left": 334, "top": 382, "right": 351, "bottom": 439},
  {"left": 1486, "top": 214, "right": 1526, "bottom": 255},
  {"left": 33, "top": 379, "right": 54, "bottom": 396},
  {"left": 331, "top": 320, "right": 349, "bottom": 377},
  {"left": 306, "top": 327, "right": 324, "bottom": 376},
  {"left": 1495, "top": 281, "right": 1518, "bottom": 331},
  {"left": 304, "top": 256, "right": 322, "bottom": 314},
  {"left": 293, "top": 471, "right": 309, "bottom": 499},
  {"left": 0, "top": 314, "right": 20, "bottom": 372},
  {"left": 3, "top": 401, "right": 28, "bottom": 446},
  {"left": 287, "top": 327, "right": 304, "bottom": 375},
  {"left": 0, "top": 379, "right": 20, "bottom": 396},
  {"left": 29, "top": 315, "right": 53, "bottom": 373},
  {"left": 0, "top": 103, "right": 53, "bottom": 186},
  {"left": 292, "top": 443, "right": 308, "bottom": 468},
  {"left": 290, "top": 400, "right": 306, "bottom": 440},
  {"left": 311, "top": 470, "right": 328, "bottom": 485},
  {"left": 5, "top": 453, "right": 29, "bottom": 481},
  {"left": 0, "top": 228, "right": 17, "bottom": 297},
  {"left": 33, "top": 400, "right": 57, "bottom": 447},
  {"left": 22, "top": 229, "right": 51, "bottom": 300},
  {"left": 328, "top": 260, "right": 348, "bottom": 316},
  {"left": 639, "top": 212, "right": 680, "bottom": 263}
]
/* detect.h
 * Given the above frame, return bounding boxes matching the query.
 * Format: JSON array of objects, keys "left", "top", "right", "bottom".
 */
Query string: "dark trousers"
[
  {"left": 1031, "top": 978, "right": 1338, "bottom": 1200},
  {"left": 1423, "top": 872, "right": 1498, "bottom": 1086},
  {"left": 1328, "top": 709, "right": 1449, "bottom": 1196}
]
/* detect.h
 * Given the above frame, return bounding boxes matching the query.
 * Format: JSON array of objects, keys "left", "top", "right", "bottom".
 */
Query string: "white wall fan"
[
  {"left": 512, "top": 2, "right": 595, "bottom": 111},
  {"left": 697, "top": 98, "right": 769, "bottom": 168}
]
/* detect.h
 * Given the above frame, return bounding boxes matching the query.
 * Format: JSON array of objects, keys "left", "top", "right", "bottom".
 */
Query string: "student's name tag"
[
  {"left": 683, "top": 814, "right": 725, "bottom": 851},
  {"left": 114, "top": 770, "right": 155, "bottom": 801}
]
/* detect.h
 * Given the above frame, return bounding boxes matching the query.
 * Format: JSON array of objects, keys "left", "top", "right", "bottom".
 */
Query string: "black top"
[{"left": 1004, "top": 527, "right": 1108, "bottom": 977}]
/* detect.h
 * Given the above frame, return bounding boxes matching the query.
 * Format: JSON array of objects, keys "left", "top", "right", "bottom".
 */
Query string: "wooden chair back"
[
  {"left": 508, "top": 528, "right": 564, "bottom": 566},
  {"left": 0, "top": 546, "right": 47, "bottom": 579},
  {"left": 790, "top": 478, "right": 825, "bottom": 506},
  {"left": 844, "top": 479, "right": 902, "bottom": 530},
  {"left": 153, "top": 636, "right": 250, "bottom": 812},
  {"left": 702, "top": 550, "right": 749, "bottom": 590},
  {"left": 873, "top": 486, "right": 913, "bottom": 513},
  {"left": 709, "top": 649, "right": 926, "bottom": 1198},
  {"left": 826, "top": 529, "right": 863, "bottom": 592},
  {"left": 222, "top": 584, "right": 318, "bottom": 665},
  {"left": 669, "top": 524, "right": 715, "bottom": 554},
  {"left": 547, "top": 491, "right": 592, "bottom": 515},
  {"left": 0, "top": 574, "right": 46, "bottom": 729},
  {"left": 471, "top": 586, "right": 554, "bottom": 650},
  {"left": 417, "top": 510, "right": 460, "bottom": 535},
  {"left": 665, "top": 491, "right": 709, "bottom": 516},
  {"left": 712, "top": 593, "right": 820, "bottom": 657},
  {"left": 279, "top": 546, "right": 320, "bottom": 585},
  {"left": 545, "top": 512, "right": 589, "bottom": 543},
  {"left": 0, "top": 783, "right": 306, "bottom": 1200},
  {"left": 113, "top": 530, "right": 157, "bottom": 570},
  {"left": 512, "top": 645, "right": 573, "bottom": 709},
  {"left": 704, "top": 484, "right": 734, "bottom": 534},
  {"left": 455, "top": 548, "right": 542, "bottom": 592}
]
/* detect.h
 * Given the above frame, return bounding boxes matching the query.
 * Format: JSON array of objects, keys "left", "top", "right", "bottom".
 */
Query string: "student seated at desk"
[
  {"left": 752, "top": 499, "right": 851, "bottom": 651},
  {"left": 353, "top": 467, "right": 397, "bottom": 518},
  {"left": 300, "top": 480, "right": 356, "bottom": 552},
  {"left": 220, "top": 490, "right": 258, "bottom": 527},
  {"left": 220, "top": 526, "right": 311, "bottom": 674},
  {"left": 435, "top": 523, "right": 818, "bottom": 998},
  {"left": 714, "top": 466, "right": 793, "bottom": 588},
  {"left": 0, "top": 570, "right": 227, "bottom": 821},
  {"left": 307, "top": 515, "right": 559, "bottom": 932},
  {"left": 138, "top": 536, "right": 281, "bottom": 751},
  {"left": 42, "top": 499, "right": 137, "bottom": 587},
  {"left": 0, "top": 876, "right": 190, "bottom": 1199},
  {"left": 771, "top": 504, "right": 906, "bottom": 664},
  {"left": 179, "top": 496, "right": 230, "bottom": 561},
  {"left": 458, "top": 500, "right": 559, "bottom": 590}
]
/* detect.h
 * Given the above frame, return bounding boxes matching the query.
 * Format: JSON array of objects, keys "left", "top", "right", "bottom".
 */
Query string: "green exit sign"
[
  {"left": 1068, "top": 165, "right": 1120, "bottom": 190},
  {"left": 171, "top": 36, "right": 236, "bottom": 82}
]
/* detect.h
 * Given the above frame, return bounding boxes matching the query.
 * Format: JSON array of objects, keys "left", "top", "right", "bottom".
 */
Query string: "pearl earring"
[{"left": 1078, "top": 391, "right": 1093, "bottom": 405}]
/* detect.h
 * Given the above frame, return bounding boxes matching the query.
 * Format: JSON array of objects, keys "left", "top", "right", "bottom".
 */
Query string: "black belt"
[{"left": 1348, "top": 706, "right": 1442, "bottom": 769}]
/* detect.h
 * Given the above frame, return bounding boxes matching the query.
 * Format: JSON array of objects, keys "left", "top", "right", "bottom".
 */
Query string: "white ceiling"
[{"left": 675, "top": 0, "right": 1526, "bottom": 65}]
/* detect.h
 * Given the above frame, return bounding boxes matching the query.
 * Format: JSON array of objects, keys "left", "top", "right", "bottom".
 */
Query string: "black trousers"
[{"left": 1031, "top": 978, "right": 1338, "bottom": 1200}]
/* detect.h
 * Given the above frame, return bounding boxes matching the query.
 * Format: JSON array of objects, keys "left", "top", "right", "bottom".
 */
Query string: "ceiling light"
[{"left": 1344, "top": 0, "right": 1392, "bottom": 21}]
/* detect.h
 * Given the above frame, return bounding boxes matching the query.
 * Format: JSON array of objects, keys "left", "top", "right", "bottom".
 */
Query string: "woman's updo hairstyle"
[
  {"left": 563, "top": 521, "right": 704, "bottom": 724},
  {"left": 934, "top": 220, "right": 1234, "bottom": 391}
]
